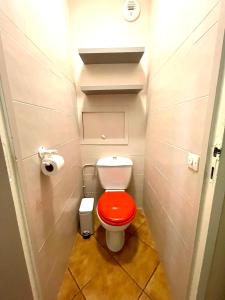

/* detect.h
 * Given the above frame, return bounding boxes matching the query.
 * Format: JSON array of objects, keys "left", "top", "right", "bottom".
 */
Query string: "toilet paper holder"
[
  {"left": 38, "top": 146, "right": 57, "bottom": 159},
  {"left": 38, "top": 146, "right": 64, "bottom": 176}
]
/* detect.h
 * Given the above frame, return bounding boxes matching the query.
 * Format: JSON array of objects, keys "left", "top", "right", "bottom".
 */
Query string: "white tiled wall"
[
  {"left": 0, "top": 1, "right": 81, "bottom": 299},
  {"left": 144, "top": 1, "right": 221, "bottom": 299}
]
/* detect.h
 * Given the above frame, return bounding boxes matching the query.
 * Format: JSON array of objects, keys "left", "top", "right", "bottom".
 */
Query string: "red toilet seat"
[{"left": 97, "top": 191, "right": 136, "bottom": 226}]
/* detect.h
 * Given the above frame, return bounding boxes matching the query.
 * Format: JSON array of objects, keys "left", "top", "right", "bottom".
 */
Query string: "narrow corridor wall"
[
  {"left": 0, "top": 1, "right": 82, "bottom": 299},
  {"left": 144, "top": 1, "right": 222, "bottom": 299}
]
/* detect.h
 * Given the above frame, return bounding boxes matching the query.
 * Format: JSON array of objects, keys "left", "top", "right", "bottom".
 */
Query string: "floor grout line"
[
  {"left": 138, "top": 239, "right": 157, "bottom": 252},
  {"left": 137, "top": 290, "right": 144, "bottom": 299},
  {"left": 93, "top": 234, "right": 144, "bottom": 291},
  {"left": 111, "top": 255, "right": 145, "bottom": 291},
  {"left": 126, "top": 221, "right": 146, "bottom": 238},
  {"left": 72, "top": 289, "right": 86, "bottom": 300},
  {"left": 137, "top": 290, "right": 153, "bottom": 300},
  {"left": 68, "top": 267, "right": 80, "bottom": 293},
  {"left": 92, "top": 211, "right": 158, "bottom": 293},
  {"left": 137, "top": 291, "right": 144, "bottom": 299},
  {"left": 126, "top": 221, "right": 158, "bottom": 254},
  {"left": 79, "top": 278, "right": 93, "bottom": 297},
  {"left": 142, "top": 262, "right": 159, "bottom": 292},
  {"left": 79, "top": 290, "right": 87, "bottom": 300}
]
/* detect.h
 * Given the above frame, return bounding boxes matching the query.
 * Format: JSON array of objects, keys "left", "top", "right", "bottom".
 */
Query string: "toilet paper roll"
[{"left": 41, "top": 154, "right": 64, "bottom": 176}]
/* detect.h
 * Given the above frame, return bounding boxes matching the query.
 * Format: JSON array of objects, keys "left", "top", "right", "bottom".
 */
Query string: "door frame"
[{"left": 0, "top": 40, "right": 41, "bottom": 299}]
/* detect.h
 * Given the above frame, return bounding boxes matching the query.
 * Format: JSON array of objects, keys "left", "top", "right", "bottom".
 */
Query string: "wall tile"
[
  {"left": 2, "top": 32, "right": 75, "bottom": 114},
  {"left": 13, "top": 101, "right": 77, "bottom": 158},
  {"left": 83, "top": 173, "right": 103, "bottom": 196},
  {"left": 36, "top": 194, "right": 80, "bottom": 300},
  {"left": 143, "top": 183, "right": 192, "bottom": 300},
  {"left": 0, "top": 0, "right": 27, "bottom": 32},
  {"left": 25, "top": 0, "right": 72, "bottom": 78},
  {"left": 149, "top": 97, "right": 208, "bottom": 154},
  {"left": 128, "top": 174, "right": 144, "bottom": 207},
  {"left": 145, "top": 164, "right": 197, "bottom": 247},
  {"left": 148, "top": 0, "right": 220, "bottom": 75},
  {"left": 149, "top": 23, "right": 218, "bottom": 112},
  {"left": 144, "top": 2, "right": 220, "bottom": 299},
  {"left": 145, "top": 138, "right": 201, "bottom": 205},
  {"left": 22, "top": 144, "right": 81, "bottom": 250}
]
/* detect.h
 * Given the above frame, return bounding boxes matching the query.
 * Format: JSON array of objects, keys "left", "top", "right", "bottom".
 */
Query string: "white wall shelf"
[
  {"left": 80, "top": 84, "right": 143, "bottom": 95},
  {"left": 78, "top": 47, "right": 144, "bottom": 64}
]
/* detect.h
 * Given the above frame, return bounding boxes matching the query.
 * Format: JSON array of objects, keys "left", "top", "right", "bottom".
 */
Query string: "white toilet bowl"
[
  {"left": 96, "top": 156, "right": 136, "bottom": 252},
  {"left": 96, "top": 191, "right": 136, "bottom": 252},
  {"left": 97, "top": 209, "right": 131, "bottom": 252}
]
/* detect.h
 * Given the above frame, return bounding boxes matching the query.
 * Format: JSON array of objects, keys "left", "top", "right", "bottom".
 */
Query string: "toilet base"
[
  {"left": 106, "top": 230, "right": 125, "bottom": 252},
  {"left": 97, "top": 209, "right": 130, "bottom": 252}
]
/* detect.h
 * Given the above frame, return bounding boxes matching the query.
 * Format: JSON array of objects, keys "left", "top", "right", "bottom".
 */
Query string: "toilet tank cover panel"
[{"left": 97, "top": 156, "right": 133, "bottom": 167}]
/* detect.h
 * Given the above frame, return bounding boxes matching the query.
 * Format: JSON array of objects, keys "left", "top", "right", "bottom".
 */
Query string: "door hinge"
[{"left": 210, "top": 146, "right": 222, "bottom": 180}]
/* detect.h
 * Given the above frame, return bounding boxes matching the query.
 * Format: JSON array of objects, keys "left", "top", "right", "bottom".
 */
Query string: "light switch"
[{"left": 188, "top": 152, "right": 200, "bottom": 172}]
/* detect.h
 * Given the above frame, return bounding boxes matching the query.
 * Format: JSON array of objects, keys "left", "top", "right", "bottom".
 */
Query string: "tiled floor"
[{"left": 57, "top": 209, "right": 173, "bottom": 300}]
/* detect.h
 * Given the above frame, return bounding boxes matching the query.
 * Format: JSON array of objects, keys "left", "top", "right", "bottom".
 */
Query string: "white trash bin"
[{"left": 79, "top": 198, "right": 94, "bottom": 239}]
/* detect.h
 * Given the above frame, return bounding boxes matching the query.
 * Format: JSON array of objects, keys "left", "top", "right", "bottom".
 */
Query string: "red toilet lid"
[{"left": 97, "top": 191, "right": 136, "bottom": 226}]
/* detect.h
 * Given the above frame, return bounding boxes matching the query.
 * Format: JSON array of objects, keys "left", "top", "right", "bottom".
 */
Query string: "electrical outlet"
[{"left": 188, "top": 152, "right": 200, "bottom": 172}]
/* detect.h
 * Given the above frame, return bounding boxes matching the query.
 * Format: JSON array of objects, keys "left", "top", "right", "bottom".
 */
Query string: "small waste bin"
[{"left": 79, "top": 198, "right": 94, "bottom": 239}]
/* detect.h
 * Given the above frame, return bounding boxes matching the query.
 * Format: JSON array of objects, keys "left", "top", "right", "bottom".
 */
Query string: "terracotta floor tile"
[
  {"left": 82, "top": 256, "right": 142, "bottom": 300},
  {"left": 139, "top": 292, "right": 151, "bottom": 300},
  {"left": 145, "top": 264, "right": 173, "bottom": 300},
  {"left": 60, "top": 210, "right": 172, "bottom": 300},
  {"left": 70, "top": 235, "right": 79, "bottom": 254},
  {"left": 57, "top": 269, "right": 79, "bottom": 300},
  {"left": 136, "top": 221, "right": 156, "bottom": 249},
  {"left": 73, "top": 292, "right": 85, "bottom": 300},
  {"left": 94, "top": 224, "right": 112, "bottom": 252},
  {"left": 113, "top": 236, "right": 159, "bottom": 288},
  {"left": 126, "top": 209, "right": 145, "bottom": 235},
  {"left": 93, "top": 211, "right": 101, "bottom": 232},
  {"left": 68, "top": 234, "right": 112, "bottom": 289}
]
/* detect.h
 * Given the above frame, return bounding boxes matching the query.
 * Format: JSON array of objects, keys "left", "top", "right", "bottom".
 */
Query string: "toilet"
[{"left": 96, "top": 156, "right": 136, "bottom": 252}]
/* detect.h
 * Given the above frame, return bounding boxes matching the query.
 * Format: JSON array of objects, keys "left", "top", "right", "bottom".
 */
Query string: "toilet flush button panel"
[
  {"left": 188, "top": 152, "right": 200, "bottom": 172},
  {"left": 123, "top": 0, "right": 141, "bottom": 22}
]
